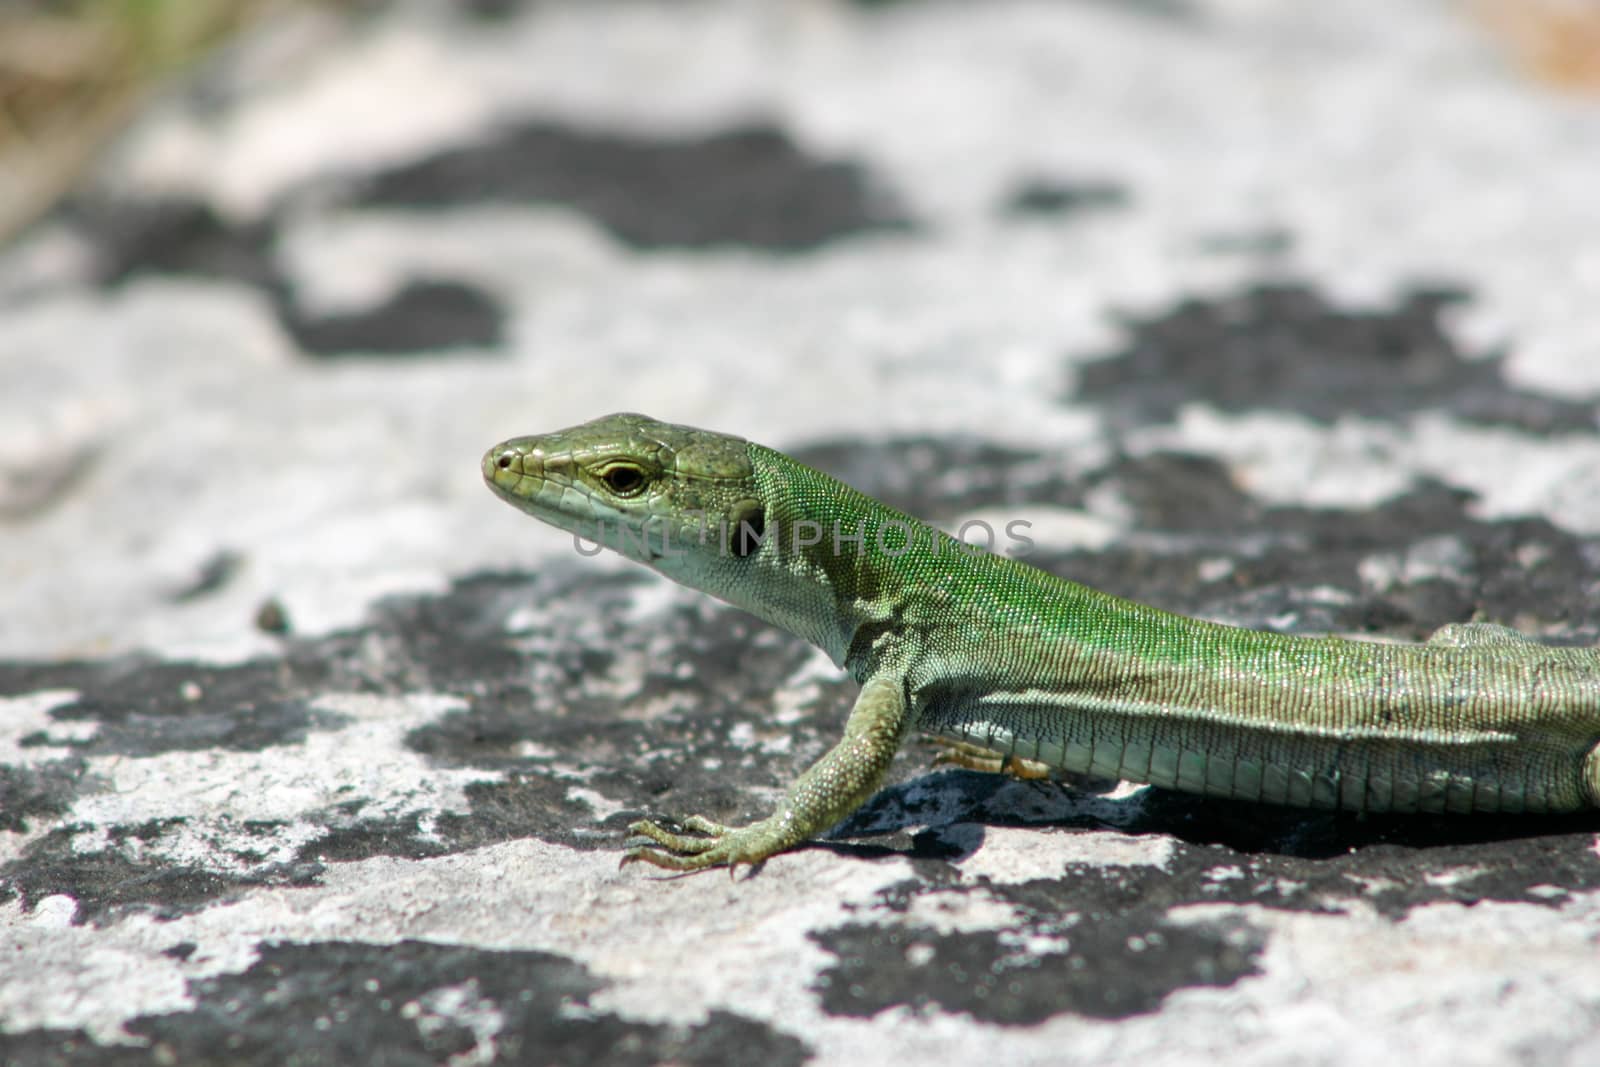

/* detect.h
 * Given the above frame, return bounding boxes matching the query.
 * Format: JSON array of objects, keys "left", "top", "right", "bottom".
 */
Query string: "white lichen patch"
[
  {"left": 891, "top": 886, "right": 1035, "bottom": 936},
  {"left": 1358, "top": 535, "right": 1476, "bottom": 593},
  {"left": 409, "top": 979, "right": 505, "bottom": 1067},
  {"left": 955, "top": 824, "right": 1176, "bottom": 882},
  {"left": 0, "top": 689, "right": 85, "bottom": 762},
  {"left": 59, "top": 694, "right": 497, "bottom": 870}
]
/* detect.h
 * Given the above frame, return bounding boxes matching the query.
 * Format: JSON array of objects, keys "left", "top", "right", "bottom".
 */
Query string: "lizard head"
[{"left": 482, "top": 412, "right": 766, "bottom": 571}]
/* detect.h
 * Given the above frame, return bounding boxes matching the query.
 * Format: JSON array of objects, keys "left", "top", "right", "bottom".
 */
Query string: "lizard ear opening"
[{"left": 729, "top": 499, "right": 766, "bottom": 558}]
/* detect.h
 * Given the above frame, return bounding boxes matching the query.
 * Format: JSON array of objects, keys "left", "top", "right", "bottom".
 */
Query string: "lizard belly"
[{"left": 917, "top": 689, "right": 1588, "bottom": 814}]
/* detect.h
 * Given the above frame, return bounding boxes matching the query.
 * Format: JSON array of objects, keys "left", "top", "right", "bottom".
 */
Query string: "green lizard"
[{"left": 482, "top": 412, "right": 1600, "bottom": 872}]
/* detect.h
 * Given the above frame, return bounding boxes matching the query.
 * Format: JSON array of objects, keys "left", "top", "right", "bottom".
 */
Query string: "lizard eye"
[{"left": 600, "top": 464, "right": 646, "bottom": 497}]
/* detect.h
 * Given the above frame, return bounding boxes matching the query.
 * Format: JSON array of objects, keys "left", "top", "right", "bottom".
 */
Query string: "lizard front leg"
[{"left": 624, "top": 673, "right": 909, "bottom": 873}]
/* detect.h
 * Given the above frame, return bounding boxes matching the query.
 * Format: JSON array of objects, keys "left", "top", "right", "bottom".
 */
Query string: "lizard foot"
[{"left": 621, "top": 815, "right": 785, "bottom": 875}]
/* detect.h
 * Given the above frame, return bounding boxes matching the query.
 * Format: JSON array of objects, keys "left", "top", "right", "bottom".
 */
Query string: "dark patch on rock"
[
  {"left": 295, "top": 802, "right": 453, "bottom": 864},
  {"left": 163, "top": 941, "right": 198, "bottom": 961},
  {"left": 48, "top": 694, "right": 352, "bottom": 759},
  {"left": 1195, "top": 227, "right": 1294, "bottom": 257},
  {"left": 1031, "top": 452, "right": 1600, "bottom": 642},
  {"left": 0, "top": 633, "right": 411, "bottom": 761},
  {"left": 285, "top": 775, "right": 611, "bottom": 866},
  {"left": 358, "top": 121, "right": 914, "bottom": 251},
  {"left": 169, "top": 549, "right": 244, "bottom": 603},
  {"left": 0, "top": 1029, "right": 154, "bottom": 1067},
  {"left": 812, "top": 915, "right": 1261, "bottom": 1023},
  {"left": 59, "top": 191, "right": 504, "bottom": 360},
  {"left": 69, "top": 197, "right": 280, "bottom": 290},
  {"left": 1001, "top": 177, "right": 1128, "bottom": 218},
  {"left": 0, "top": 444, "right": 94, "bottom": 519},
  {"left": 281, "top": 278, "right": 506, "bottom": 357},
  {"left": 382, "top": 569, "right": 646, "bottom": 699},
  {"left": 1, "top": 817, "right": 325, "bottom": 926},
  {"left": 0, "top": 758, "right": 97, "bottom": 833},
  {"left": 438, "top": 774, "right": 616, "bottom": 849},
  {"left": 0, "top": 941, "right": 811, "bottom": 1067},
  {"left": 405, "top": 682, "right": 575, "bottom": 771},
  {"left": 1073, "top": 282, "right": 1599, "bottom": 433},
  {"left": 788, "top": 435, "right": 1087, "bottom": 518}
]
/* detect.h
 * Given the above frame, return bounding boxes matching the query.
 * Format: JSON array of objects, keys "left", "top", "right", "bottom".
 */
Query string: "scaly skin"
[{"left": 482, "top": 412, "right": 1600, "bottom": 872}]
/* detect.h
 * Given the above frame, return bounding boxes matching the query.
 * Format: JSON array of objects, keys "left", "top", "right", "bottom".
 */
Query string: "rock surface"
[{"left": 3, "top": 1, "right": 1599, "bottom": 1064}]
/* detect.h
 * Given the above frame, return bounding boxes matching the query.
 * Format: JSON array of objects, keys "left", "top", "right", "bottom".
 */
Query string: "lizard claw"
[
  {"left": 627, "top": 817, "right": 723, "bottom": 854},
  {"left": 619, "top": 814, "right": 785, "bottom": 873}
]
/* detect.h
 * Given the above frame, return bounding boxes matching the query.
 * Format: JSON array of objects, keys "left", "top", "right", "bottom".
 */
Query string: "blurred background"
[
  {"left": 1, "top": 0, "right": 301, "bottom": 240},
  {"left": 3, "top": 0, "right": 1600, "bottom": 245}
]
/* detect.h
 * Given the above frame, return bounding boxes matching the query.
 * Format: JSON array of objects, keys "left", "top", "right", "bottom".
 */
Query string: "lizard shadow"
[
  {"left": 827, "top": 768, "right": 1600, "bottom": 863},
  {"left": 1122, "top": 786, "right": 1600, "bottom": 859}
]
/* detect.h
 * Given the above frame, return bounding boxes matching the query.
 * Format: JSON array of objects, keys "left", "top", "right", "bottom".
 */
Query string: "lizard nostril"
[{"left": 497, "top": 454, "right": 512, "bottom": 470}]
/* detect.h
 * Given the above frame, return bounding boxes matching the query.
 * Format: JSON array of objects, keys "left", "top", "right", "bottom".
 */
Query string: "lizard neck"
[{"left": 694, "top": 443, "right": 916, "bottom": 669}]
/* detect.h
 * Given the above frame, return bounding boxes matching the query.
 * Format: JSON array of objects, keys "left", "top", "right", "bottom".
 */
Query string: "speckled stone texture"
[{"left": 3, "top": 1, "right": 1600, "bottom": 1064}]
